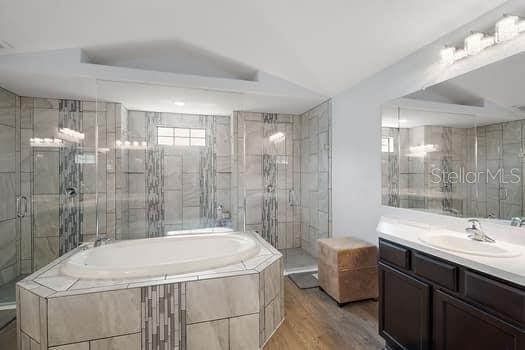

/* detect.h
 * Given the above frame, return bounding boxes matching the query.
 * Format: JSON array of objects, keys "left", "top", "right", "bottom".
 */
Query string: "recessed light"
[{"left": 174, "top": 101, "right": 185, "bottom": 107}]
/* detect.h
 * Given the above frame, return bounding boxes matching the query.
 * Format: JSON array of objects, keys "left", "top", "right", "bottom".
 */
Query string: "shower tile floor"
[
  {"left": 280, "top": 248, "right": 317, "bottom": 275},
  {"left": 0, "top": 275, "right": 26, "bottom": 308}
]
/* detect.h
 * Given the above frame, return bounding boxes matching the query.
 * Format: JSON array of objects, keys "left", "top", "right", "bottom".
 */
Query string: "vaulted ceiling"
[{"left": 0, "top": 0, "right": 508, "bottom": 96}]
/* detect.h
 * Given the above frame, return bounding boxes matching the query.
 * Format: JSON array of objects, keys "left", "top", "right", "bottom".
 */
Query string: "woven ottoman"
[{"left": 317, "top": 237, "right": 378, "bottom": 305}]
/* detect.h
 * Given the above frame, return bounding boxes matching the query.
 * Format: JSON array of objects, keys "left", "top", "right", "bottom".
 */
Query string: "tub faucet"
[
  {"left": 94, "top": 234, "right": 110, "bottom": 247},
  {"left": 510, "top": 217, "right": 525, "bottom": 227},
  {"left": 465, "top": 219, "right": 495, "bottom": 243}
]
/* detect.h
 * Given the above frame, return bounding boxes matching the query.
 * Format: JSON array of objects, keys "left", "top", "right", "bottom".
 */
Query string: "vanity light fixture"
[
  {"left": 174, "top": 101, "right": 185, "bottom": 107},
  {"left": 115, "top": 139, "right": 148, "bottom": 149},
  {"left": 441, "top": 14, "right": 525, "bottom": 65},
  {"left": 407, "top": 144, "right": 437, "bottom": 158},
  {"left": 30, "top": 137, "right": 63, "bottom": 148}
]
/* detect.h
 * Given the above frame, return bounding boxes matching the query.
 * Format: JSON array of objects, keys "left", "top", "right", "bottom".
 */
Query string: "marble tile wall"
[
  {"left": 298, "top": 101, "right": 332, "bottom": 257},
  {"left": 115, "top": 105, "right": 130, "bottom": 239},
  {"left": 425, "top": 126, "right": 468, "bottom": 216},
  {"left": 117, "top": 112, "right": 231, "bottom": 239},
  {"left": 0, "top": 87, "right": 18, "bottom": 287},
  {"left": 467, "top": 120, "right": 524, "bottom": 219},
  {"left": 80, "top": 101, "right": 119, "bottom": 243}
]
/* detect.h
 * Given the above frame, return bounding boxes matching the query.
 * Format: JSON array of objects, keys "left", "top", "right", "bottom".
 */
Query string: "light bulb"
[
  {"left": 464, "top": 32, "right": 494, "bottom": 55},
  {"left": 440, "top": 46, "right": 456, "bottom": 65},
  {"left": 495, "top": 15, "right": 519, "bottom": 43}
]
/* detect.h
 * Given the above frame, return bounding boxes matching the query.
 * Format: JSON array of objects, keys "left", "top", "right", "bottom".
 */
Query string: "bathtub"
[{"left": 61, "top": 232, "right": 260, "bottom": 279}]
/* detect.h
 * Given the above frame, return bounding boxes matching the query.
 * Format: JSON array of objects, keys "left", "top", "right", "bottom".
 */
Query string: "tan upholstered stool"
[{"left": 317, "top": 237, "right": 378, "bottom": 305}]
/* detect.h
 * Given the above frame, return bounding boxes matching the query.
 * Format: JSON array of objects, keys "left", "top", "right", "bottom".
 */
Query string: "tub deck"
[{"left": 16, "top": 232, "right": 283, "bottom": 350}]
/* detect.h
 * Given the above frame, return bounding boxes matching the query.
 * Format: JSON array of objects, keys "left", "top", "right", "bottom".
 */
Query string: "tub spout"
[{"left": 94, "top": 235, "right": 111, "bottom": 248}]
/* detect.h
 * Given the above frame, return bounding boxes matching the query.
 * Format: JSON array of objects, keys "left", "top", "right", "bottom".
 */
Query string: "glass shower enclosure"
[
  {"left": 0, "top": 87, "right": 100, "bottom": 311},
  {"left": 0, "top": 79, "right": 333, "bottom": 313},
  {"left": 234, "top": 103, "right": 332, "bottom": 274}
]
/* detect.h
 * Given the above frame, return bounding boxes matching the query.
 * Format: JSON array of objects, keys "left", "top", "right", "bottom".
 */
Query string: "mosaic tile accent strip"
[
  {"left": 382, "top": 127, "right": 400, "bottom": 207},
  {"left": 141, "top": 283, "right": 182, "bottom": 350},
  {"left": 440, "top": 128, "right": 457, "bottom": 214},
  {"left": 58, "top": 99, "right": 83, "bottom": 255},
  {"left": 262, "top": 153, "right": 278, "bottom": 247},
  {"left": 146, "top": 112, "right": 165, "bottom": 237},
  {"left": 199, "top": 117, "right": 216, "bottom": 228}
]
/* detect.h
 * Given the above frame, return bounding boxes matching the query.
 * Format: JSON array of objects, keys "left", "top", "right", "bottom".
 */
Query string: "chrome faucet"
[
  {"left": 510, "top": 217, "right": 525, "bottom": 227},
  {"left": 94, "top": 234, "right": 110, "bottom": 248},
  {"left": 465, "top": 219, "right": 495, "bottom": 243}
]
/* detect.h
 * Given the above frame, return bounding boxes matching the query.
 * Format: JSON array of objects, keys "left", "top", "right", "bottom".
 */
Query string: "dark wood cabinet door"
[
  {"left": 433, "top": 289, "right": 525, "bottom": 350},
  {"left": 379, "top": 262, "right": 431, "bottom": 350}
]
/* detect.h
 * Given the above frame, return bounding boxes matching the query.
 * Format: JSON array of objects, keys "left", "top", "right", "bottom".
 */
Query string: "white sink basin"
[{"left": 419, "top": 231, "right": 522, "bottom": 258}]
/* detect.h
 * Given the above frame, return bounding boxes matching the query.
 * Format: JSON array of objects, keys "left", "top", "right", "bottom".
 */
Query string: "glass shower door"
[
  {"left": 0, "top": 88, "right": 20, "bottom": 311},
  {"left": 237, "top": 112, "right": 320, "bottom": 273},
  {"left": 239, "top": 114, "right": 295, "bottom": 248}
]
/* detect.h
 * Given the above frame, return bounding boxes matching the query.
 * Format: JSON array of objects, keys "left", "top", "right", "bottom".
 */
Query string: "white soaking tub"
[{"left": 61, "top": 232, "right": 260, "bottom": 279}]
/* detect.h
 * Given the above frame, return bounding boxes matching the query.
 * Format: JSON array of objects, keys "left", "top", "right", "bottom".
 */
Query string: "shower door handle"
[
  {"left": 16, "top": 196, "right": 28, "bottom": 218},
  {"left": 288, "top": 189, "right": 295, "bottom": 207}
]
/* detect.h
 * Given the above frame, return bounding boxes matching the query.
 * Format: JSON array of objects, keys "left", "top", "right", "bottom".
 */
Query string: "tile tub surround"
[{"left": 16, "top": 232, "right": 284, "bottom": 350}]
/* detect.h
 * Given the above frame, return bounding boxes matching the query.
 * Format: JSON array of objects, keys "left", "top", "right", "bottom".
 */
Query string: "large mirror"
[{"left": 382, "top": 52, "right": 525, "bottom": 222}]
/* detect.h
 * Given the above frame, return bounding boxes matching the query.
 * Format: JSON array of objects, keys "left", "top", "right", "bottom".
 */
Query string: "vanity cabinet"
[
  {"left": 379, "top": 263, "right": 430, "bottom": 350},
  {"left": 378, "top": 238, "right": 525, "bottom": 350}
]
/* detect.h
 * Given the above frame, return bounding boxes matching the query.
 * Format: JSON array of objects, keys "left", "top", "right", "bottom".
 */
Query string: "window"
[
  {"left": 157, "top": 127, "right": 206, "bottom": 147},
  {"left": 382, "top": 136, "right": 394, "bottom": 153}
]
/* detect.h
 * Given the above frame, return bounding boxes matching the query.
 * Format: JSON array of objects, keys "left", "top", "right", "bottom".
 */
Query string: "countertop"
[{"left": 377, "top": 216, "right": 525, "bottom": 287}]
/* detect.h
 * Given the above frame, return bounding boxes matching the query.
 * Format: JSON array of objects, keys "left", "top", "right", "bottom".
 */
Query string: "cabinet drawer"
[
  {"left": 413, "top": 253, "right": 458, "bottom": 291},
  {"left": 465, "top": 271, "right": 525, "bottom": 324},
  {"left": 379, "top": 240, "right": 411, "bottom": 270}
]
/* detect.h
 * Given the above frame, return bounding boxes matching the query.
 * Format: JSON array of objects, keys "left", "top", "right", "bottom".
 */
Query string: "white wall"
[{"left": 331, "top": 0, "right": 525, "bottom": 244}]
